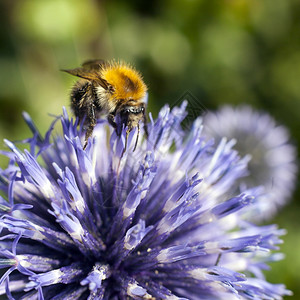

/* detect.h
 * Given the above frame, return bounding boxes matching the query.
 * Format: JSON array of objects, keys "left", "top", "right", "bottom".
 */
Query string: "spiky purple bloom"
[
  {"left": 203, "top": 105, "right": 297, "bottom": 219},
  {"left": 0, "top": 103, "right": 291, "bottom": 299}
]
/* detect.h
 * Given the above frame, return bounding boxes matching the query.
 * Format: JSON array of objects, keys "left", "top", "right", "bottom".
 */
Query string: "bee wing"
[
  {"left": 82, "top": 59, "right": 107, "bottom": 70},
  {"left": 62, "top": 66, "right": 109, "bottom": 90}
]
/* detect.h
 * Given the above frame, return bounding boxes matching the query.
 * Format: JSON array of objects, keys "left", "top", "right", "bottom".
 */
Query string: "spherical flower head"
[
  {"left": 203, "top": 105, "right": 297, "bottom": 220},
  {"left": 0, "top": 102, "right": 291, "bottom": 299}
]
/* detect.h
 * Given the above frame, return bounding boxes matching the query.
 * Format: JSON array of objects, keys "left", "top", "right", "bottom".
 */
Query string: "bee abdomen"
[{"left": 70, "top": 81, "right": 93, "bottom": 122}]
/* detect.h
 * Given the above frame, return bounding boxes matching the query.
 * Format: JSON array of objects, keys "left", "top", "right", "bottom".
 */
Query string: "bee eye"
[{"left": 122, "top": 106, "right": 144, "bottom": 115}]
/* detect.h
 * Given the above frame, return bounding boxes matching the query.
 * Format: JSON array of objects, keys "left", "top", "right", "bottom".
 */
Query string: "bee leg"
[
  {"left": 83, "top": 104, "right": 96, "bottom": 150},
  {"left": 107, "top": 113, "right": 117, "bottom": 129},
  {"left": 108, "top": 113, "right": 124, "bottom": 136}
]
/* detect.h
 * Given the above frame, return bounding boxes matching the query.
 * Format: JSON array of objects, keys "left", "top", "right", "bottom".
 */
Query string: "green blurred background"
[{"left": 0, "top": 0, "right": 299, "bottom": 298}]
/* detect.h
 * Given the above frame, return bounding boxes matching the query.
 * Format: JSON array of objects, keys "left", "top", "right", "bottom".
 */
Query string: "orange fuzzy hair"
[{"left": 100, "top": 61, "right": 147, "bottom": 101}]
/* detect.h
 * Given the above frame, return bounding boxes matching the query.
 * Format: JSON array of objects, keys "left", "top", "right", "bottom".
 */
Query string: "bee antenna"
[
  {"left": 83, "top": 141, "right": 88, "bottom": 150},
  {"left": 215, "top": 253, "right": 222, "bottom": 266},
  {"left": 143, "top": 109, "right": 148, "bottom": 138},
  {"left": 133, "top": 123, "right": 140, "bottom": 152}
]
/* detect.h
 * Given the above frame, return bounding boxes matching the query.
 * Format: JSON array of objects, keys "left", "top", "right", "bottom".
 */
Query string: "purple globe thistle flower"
[
  {"left": 203, "top": 105, "right": 297, "bottom": 219},
  {"left": 0, "top": 102, "right": 291, "bottom": 299}
]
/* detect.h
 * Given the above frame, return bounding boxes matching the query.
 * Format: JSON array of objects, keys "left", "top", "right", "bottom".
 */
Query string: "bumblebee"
[{"left": 62, "top": 60, "right": 148, "bottom": 150}]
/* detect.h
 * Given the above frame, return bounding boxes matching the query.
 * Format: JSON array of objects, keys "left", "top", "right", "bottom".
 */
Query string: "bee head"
[
  {"left": 118, "top": 105, "right": 145, "bottom": 132},
  {"left": 117, "top": 104, "right": 147, "bottom": 156}
]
